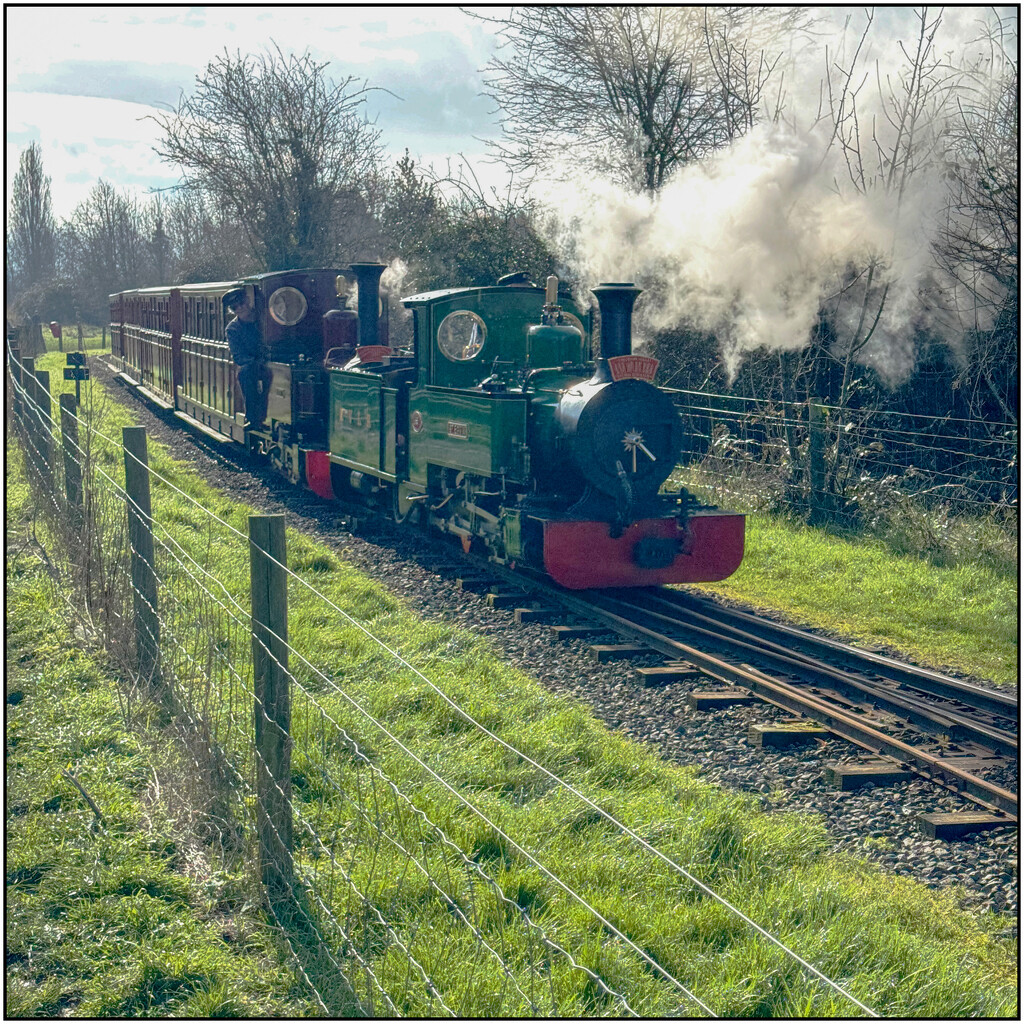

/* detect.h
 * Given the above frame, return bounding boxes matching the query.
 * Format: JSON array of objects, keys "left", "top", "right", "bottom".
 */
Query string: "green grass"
[
  {"left": 6, "top": 359, "right": 1019, "bottom": 1016},
  {"left": 30, "top": 323, "right": 109, "bottom": 353},
  {"left": 694, "top": 515, "right": 1018, "bottom": 685},
  {"left": 5, "top": 453, "right": 318, "bottom": 1018}
]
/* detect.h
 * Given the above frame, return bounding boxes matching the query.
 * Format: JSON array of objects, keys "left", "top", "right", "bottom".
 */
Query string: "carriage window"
[
  {"left": 437, "top": 310, "right": 486, "bottom": 361},
  {"left": 268, "top": 286, "right": 308, "bottom": 326}
]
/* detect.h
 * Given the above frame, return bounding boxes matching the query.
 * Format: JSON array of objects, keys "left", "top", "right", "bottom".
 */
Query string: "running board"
[
  {"left": 174, "top": 409, "right": 242, "bottom": 444},
  {"left": 136, "top": 383, "right": 174, "bottom": 410}
]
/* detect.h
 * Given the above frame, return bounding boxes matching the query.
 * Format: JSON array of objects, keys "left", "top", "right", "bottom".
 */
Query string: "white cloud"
[
  {"left": 6, "top": 6, "right": 502, "bottom": 219},
  {"left": 7, "top": 93, "right": 179, "bottom": 218}
]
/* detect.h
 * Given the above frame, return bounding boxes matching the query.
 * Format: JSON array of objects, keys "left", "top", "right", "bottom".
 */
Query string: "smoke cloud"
[
  {"left": 541, "top": 124, "right": 926, "bottom": 378},
  {"left": 535, "top": 8, "right": 1013, "bottom": 383}
]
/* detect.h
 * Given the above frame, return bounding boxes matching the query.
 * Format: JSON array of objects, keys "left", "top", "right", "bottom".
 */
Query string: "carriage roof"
[
  {"left": 110, "top": 281, "right": 242, "bottom": 302},
  {"left": 109, "top": 268, "right": 353, "bottom": 304}
]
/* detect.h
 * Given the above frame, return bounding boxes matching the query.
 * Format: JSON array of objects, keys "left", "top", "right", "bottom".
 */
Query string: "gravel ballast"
[{"left": 84, "top": 365, "right": 1021, "bottom": 928}]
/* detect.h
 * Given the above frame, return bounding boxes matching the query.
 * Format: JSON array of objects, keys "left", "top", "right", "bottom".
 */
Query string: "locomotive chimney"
[
  {"left": 350, "top": 262, "right": 387, "bottom": 349},
  {"left": 592, "top": 283, "right": 642, "bottom": 359}
]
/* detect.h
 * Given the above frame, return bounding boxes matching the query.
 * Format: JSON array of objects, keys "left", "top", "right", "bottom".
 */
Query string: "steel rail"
[
  {"left": 651, "top": 589, "right": 1018, "bottom": 720},
  {"left": 545, "top": 587, "right": 1018, "bottom": 819},
  {"left": 598, "top": 591, "right": 1018, "bottom": 755}
]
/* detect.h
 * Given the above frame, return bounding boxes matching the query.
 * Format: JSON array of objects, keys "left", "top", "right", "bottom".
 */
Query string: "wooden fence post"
[
  {"left": 808, "top": 400, "right": 827, "bottom": 523},
  {"left": 21, "top": 352, "right": 35, "bottom": 412},
  {"left": 20, "top": 357, "right": 53, "bottom": 490},
  {"left": 9, "top": 344, "right": 23, "bottom": 430},
  {"left": 20, "top": 356, "right": 36, "bottom": 453},
  {"left": 122, "top": 426, "right": 160, "bottom": 687},
  {"left": 21, "top": 321, "right": 45, "bottom": 357},
  {"left": 34, "top": 369, "right": 55, "bottom": 493},
  {"left": 249, "top": 514, "right": 293, "bottom": 899},
  {"left": 102, "top": 324, "right": 107, "bottom": 349},
  {"left": 60, "top": 394, "right": 84, "bottom": 528}
]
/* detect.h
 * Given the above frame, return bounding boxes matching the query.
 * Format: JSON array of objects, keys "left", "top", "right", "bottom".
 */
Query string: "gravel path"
[{"left": 95, "top": 365, "right": 1020, "bottom": 929}]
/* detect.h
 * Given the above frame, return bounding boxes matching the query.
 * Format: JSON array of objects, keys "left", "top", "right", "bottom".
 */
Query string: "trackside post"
[
  {"left": 8, "top": 344, "right": 23, "bottom": 429},
  {"left": 808, "top": 399, "right": 827, "bottom": 523},
  {"left": 29, "top": 365, "right": 55, "bottom": 493}
]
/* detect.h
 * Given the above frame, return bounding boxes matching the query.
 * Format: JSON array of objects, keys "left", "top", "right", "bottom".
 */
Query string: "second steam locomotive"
[{"left": 108, "top": 265, "right": 744, "bottom": 588}]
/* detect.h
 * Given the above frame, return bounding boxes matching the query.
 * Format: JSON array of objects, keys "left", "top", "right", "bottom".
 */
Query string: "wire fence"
[
  {"left": 39, "top": 342, "right": 1024, "bottom": 1014},
  {"left": 666, "top": 388, "right": 1018, "bottom": 537}
]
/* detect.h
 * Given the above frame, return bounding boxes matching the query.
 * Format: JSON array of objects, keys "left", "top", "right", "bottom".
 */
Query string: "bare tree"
[
  {"left": 60, "top": 181, "right": 150, "bottom": 318},
  {"left": 151, "top": 47, "right": 385, "bottom": 270},
  {"left": 156, "top": 189, "right": 256, "bottom": 283},
  {"left": 790, "top": 8, "right": 980, "bottom": 515},
  {"left": 472, "top": 6, "right": 809, "bottom": 192},
  {"left": 936, "top": 14, "right": 1018, "bottom": 424},
  {"left": 7, "top": 142, "right": 57, "bottom": 290},
  {"left": 816, "top": 8, "right": 958, "bottom": 408}
]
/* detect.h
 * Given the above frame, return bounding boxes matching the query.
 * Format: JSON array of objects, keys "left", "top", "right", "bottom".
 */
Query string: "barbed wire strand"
[{"left": 665, "top": 385, "right": 1018, "bottom": 429}]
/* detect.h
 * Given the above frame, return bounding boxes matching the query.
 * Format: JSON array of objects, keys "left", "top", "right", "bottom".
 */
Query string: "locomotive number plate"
[
  {"left": 608, "top": 355, "right": 659, "bottom": 382},
  {"left": 338, "top": 406, "right": 373, "bottom": 430},
  {"left": 411, "top": 410, "right": 423, "bottom": 433},
  {"left": 447, "top": 420, "right": 469, "bottom": 439}
]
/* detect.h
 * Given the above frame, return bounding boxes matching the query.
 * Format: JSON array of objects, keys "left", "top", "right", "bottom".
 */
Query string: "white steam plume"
[
  {"left": 381, "top": 257, "right": 413, "bottom": 347},
  {"left": 535, "top": 8, "right": 1013, "bottom": 383},
  {"left": 381, "top": 257, "right": 409, "bottom": 297}
]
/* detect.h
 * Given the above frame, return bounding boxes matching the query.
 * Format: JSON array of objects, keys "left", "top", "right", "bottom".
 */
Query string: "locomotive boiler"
[{"left": 109, "top": 266, "right": 744, "bottom": 589}]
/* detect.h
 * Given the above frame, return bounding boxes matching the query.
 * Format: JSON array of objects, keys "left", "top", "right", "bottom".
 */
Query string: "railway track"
[{"left": 450, "top": 556, "right": 1018, "bottom": 830}]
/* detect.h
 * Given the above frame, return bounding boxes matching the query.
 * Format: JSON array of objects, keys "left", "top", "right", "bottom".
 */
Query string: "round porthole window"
[
  {"left": 267, "top": 286, "right": 308, "bottom": 326},
  {"left": 438, "top": 310, "right": 486, "bottom": 361}
]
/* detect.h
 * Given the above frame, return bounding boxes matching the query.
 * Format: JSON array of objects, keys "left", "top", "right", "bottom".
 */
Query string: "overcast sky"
[{"left": 6, "top": 5, "right": 503, "bottom": 219}]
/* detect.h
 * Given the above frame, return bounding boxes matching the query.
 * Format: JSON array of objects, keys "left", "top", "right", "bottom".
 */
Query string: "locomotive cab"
[{"left": 403, "top": 275, "right": 592, "bottom": 390}]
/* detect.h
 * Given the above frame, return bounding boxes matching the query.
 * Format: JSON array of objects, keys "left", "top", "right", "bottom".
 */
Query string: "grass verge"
[
  {"left": 694, "top": 514, "right": 1017, "bottom": 685},
  {"left": 25, "top": 324, "right": 109, "bottom": 354},
  {"left": 5, "top": 450, "right": 317, "bottom": 1018},
  {"left": 7, "top": 354, "right": 1018, "bottom": 1016}
]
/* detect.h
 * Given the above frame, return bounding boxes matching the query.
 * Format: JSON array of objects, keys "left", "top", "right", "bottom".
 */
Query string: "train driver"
[{"left": 224, "top": 288, "right": 270, "bottom": 428}]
